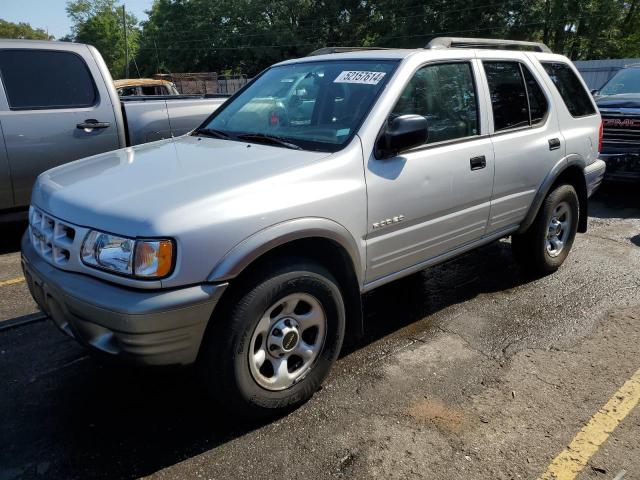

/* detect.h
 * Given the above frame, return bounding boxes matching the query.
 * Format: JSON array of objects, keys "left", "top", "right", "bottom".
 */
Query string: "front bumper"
[
  {"left": 21, "top": 232, "right": 227, "bottom": 366},
  {"left": 584, "top": 159, "right": 606, "bottom": 197},
  {"left": 599, "top": 153, "right": 640, "bottom": 182}
]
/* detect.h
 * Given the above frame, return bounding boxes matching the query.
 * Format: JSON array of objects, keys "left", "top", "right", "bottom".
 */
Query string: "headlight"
[{"left": 81, "top": 230, "right": 174, "bottom": 278}]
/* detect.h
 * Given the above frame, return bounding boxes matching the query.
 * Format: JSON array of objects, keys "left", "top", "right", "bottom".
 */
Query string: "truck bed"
[{"left": 121, "top": 95, "right": 229, "bottom": 146}]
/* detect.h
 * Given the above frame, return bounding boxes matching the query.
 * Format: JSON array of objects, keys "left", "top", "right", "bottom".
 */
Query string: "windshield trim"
[{"left": 191, "top": 58, "right": 401, "bottom": 153}]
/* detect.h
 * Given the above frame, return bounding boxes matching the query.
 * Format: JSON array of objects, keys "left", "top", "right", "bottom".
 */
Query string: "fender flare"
[
  {"left": 207, "top": 217, "right": 364, "bottom": 285},
  {"left": 517, "top": 154, "right": 588, "bottom": 234}
]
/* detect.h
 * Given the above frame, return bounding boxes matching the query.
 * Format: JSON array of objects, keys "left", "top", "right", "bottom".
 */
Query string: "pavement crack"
[
  {"left": 528, "top": 371, "right": 562, "bottom": 389},
  {"left": 434, "top": 325, "right": 496, "bottom": 361}
]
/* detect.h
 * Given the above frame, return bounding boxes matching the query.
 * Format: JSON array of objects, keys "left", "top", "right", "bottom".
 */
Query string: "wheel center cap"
[
  {"left": 282, "top": 331, "right": 299, "bottom": 351},
  {"left": 267, "top": 317, "right": 300, "bottom": 357}
]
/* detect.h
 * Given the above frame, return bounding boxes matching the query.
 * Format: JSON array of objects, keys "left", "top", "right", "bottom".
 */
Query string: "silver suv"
[{"left": 22, "top": 38, "right": 605, "bottom": 417}]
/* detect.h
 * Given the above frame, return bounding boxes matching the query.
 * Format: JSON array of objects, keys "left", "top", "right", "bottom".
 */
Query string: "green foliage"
[
  {"left": 66, "top": 0, "right": 140, "bottom": 78},
  {"left": 0, "top": 19, "right": 52, "bottom": 40},
  {"left": 65, "top": 0, "right": 640, "bottom": 77}
]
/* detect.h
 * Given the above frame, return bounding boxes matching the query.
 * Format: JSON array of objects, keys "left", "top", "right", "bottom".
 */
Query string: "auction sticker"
[{"left": 334, "top": 71, "right": 386, "bottom": 85}]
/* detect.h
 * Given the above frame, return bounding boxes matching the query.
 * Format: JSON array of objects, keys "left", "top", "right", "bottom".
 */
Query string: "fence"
[
  {"left": 574, "top": 58, "right": 640, "bottom": 90},
  {"left": 153, "top": 72, "right": 249, "bottom": 95}
]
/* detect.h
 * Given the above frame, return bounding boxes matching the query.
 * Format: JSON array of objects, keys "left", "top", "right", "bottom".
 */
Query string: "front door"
[
  {"left": 0, "top": 48, "right": 120, "bottom": 208},
  {"left": 365, "top": 61, "right": 495, "bottom": 284}
]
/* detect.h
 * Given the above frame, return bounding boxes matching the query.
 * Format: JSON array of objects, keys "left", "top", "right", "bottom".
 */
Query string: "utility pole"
[{"left": 122, "top": 4, "right": 129, "bottom": 78}]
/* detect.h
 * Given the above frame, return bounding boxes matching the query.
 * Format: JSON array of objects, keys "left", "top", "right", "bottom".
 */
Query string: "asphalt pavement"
[{"left": 0, "top": 184, "right": 638, "bottom": 480}]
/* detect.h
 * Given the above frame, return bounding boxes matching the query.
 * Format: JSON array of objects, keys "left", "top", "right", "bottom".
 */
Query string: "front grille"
[
  {"left": 29, "top": 206, "right": 76, "bottom": 266},
  {"left": 601, "top": 113, "right": 640, "bottom": 149}
]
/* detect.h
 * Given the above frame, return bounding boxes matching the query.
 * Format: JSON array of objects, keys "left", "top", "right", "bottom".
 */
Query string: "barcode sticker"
[{"left": 334, "top": 71, "right": 386, "bottom": 85}]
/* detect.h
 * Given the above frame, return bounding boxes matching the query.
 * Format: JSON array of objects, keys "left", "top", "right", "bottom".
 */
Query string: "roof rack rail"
[
  {"left": 426, "top": 37, "right": 552, "bottom": 53},
  {"left": 307, "top": 46, "right": 392, "bottom": 57}
]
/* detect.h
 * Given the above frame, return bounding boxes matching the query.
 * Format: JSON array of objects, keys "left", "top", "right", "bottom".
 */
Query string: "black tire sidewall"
[
  {"left": 205, "top": 262, "right": 345, "bottom": 414},
  {"left": 534, "top": 184, "right": 580, "bottom": 270}
]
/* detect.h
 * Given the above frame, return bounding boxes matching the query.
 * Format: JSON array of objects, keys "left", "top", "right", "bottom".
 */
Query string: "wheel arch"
[
  {"left": 208, "top": 218, "right": 365, "bottom": 342},
  {"left": 518, "top": 154, "right": 589, "bottom": 235}
]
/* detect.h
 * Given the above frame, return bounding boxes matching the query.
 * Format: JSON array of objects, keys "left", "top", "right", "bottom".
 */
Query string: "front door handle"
[
  {"left": 77, "top": 119, "right": 111, "bottom": 131},
  {"left": 548, "top": 138, "right": 561, "bottom": 150},
  {"left": 470, "top": 155, "right": 487, "bottom": 170}
]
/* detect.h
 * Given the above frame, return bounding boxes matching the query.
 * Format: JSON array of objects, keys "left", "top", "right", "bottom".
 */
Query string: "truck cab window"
[
  {"left": 390, "top": 62, "right": 479, "bottom": 144},
  {"left": 0, "top": 49, "right": 97, "bottom": 110}
]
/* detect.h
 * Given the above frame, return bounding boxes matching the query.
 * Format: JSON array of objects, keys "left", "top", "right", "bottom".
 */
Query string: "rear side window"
[
  {"left": 542, "top": 62, "right": 596, "bottom": 117},
  {"left": 0, "top": 49, "right": 97, "bottom": 110},
  {"left": 483, "top": 61, "right": 550, "bottom": 131},
  {"left": 391, "top": 62, "right": 479, "bottom": 144},
  {"left": 483, "top": 62, "right": 530, "bottom": 131},
  {"left": 522, "top": 67, "right": 548, "bottom": 124}
]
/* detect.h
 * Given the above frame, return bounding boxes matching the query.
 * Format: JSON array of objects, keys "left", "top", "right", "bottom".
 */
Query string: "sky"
[{"left": 1, "top": 0, "right": 154, "bottom": 39}]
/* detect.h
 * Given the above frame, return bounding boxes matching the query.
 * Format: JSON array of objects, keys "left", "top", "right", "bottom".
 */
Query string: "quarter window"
[
  {"left": 390, "top": 62, "right": 479, "bottom": 144},
  {"left": 0, "top": 49, "right": 97, "bottom": 110},
  {"left": 542, "top": 62, "right": 596, "bottom": 117}
]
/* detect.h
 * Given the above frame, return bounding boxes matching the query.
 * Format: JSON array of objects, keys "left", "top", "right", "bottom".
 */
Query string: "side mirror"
[
  {"left": 376, "top": 114, "right": 428, "bottom": 159},
  {"left": 591, "top": 89, "right": 600, "bottom": 96}
]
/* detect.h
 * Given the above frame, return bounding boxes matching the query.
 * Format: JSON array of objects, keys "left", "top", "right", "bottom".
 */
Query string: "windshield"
[
  {"left": 600, "top": 68, "right": 640, "bottom": 96},
  {"left": 197, "top": 60, "right": 399, "bottom": 152}
]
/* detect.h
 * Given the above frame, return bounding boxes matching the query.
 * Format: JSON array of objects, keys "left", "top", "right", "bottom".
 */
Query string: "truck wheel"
[
  {"left": 512, "top": 184, "right": 579, "bottom": 275},
  {"left": 198, "top": 259, "right": 345, "bottom": 419}
]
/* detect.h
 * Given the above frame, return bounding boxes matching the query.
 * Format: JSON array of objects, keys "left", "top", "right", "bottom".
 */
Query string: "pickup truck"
[
  {"left": 22, "top": 37, "right": 605, "bottom": 419},
  {"left": 593, "top": 65, "right": 640, "bottom": 181},
  {"left": 0, "top": 39, "right": 227, "bottom": 217},
  {"left": 114, "top": 78, "right": 180, "bottom": 96}
]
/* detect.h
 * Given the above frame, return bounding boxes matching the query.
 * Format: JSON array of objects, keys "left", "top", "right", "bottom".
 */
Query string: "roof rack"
[
  {"left": 426, "top": 37, "right": 552, "bottom": 53},
  {"left": 307, "top": 46, "right": 392, "bottom": 57}
]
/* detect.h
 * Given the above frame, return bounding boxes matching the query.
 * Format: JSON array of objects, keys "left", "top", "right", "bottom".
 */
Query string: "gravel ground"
[{"left": 0, "top": 184, "right": 638, "bottom": 480}]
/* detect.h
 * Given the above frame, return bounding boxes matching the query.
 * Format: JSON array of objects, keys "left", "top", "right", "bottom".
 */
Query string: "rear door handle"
[
  {"left": 470, "top": 155, "right": 487, "bottom": 170},
  {"left": 77, "top": 119, "right": 111, "bottom": 131},
  {"left": 548, "top": 138, "right": 561, "bottom": 150}
]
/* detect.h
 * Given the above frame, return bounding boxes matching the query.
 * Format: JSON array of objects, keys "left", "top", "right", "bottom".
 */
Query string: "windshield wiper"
[
  {"left": 236, "top": 133, "right": 302, "bottom": 150},
  {"left": 193, "top": 128, "right": 234, "bottom": 140}
]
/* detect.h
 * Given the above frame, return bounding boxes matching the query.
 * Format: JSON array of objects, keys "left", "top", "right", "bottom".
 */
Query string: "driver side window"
[{"left": 391, "top": 62, "right": 479, "bottom": 144}]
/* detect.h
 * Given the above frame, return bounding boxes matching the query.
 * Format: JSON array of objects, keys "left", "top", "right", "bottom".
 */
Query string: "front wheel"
[
  {"left": 198, "top": 259, "right": 345, "bottom": 419},
  {"left": 512, "top": 184, "right": 579, "bottom": 275}
]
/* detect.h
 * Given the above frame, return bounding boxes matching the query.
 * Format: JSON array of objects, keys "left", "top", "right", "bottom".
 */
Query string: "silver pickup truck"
[
  {"left": 0, "top": 39, "right": 227, "bottom": 216},
  {"left": 22, "top": 38, "right": 605, "bottom": 419}
]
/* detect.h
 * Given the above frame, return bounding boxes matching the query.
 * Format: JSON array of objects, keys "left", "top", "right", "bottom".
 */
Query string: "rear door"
[
  {"left": 0, "top": 46, "right": 119, "bottom": 207},
  {"left": 476, "top": 52, "right": 562, "bottom": 235}
]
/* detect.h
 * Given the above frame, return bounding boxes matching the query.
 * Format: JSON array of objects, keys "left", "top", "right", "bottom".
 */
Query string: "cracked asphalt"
[{"left": 0, "top": 184, "right": 638, "bottom": 480}]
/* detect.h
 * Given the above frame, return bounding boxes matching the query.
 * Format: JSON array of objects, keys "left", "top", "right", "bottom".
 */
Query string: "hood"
[
  {"left": 596, "top": 93, "right": 640, "bottom": 110},
  {"left": 33, "top": 135, "right": 331, "bottom": 235}
]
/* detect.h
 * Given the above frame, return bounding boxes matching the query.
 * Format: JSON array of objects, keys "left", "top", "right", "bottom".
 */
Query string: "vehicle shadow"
[
  {"left": 1, "top": 240, "right": 531, "bottom": 480},
  {"left": 0, "top": 220, "right": 27, "bottom": 254},
  {"left": 1, "top": 183, "right": 636, "bottom": 479},
  {"left": 588, "top": 182, "right": 640, "bottom": 219}
]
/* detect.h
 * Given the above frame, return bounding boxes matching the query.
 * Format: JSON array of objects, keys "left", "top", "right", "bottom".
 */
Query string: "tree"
[
  {"left": 66, "top": 0, "right": 140, "bottom": 78},
  {"left": 134, "top": 0, "right": 640, "bottom": 77},
  {"left": 0, "top": 19, "right": 52, "bottom": 40}
]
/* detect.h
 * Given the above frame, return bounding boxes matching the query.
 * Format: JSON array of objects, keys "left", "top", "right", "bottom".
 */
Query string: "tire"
[
  {"left": 512, "top": 184, "right": 579, "bottom": 275},
  {"left": 198, "top": 258, "right": 345, "bottom": 419}
]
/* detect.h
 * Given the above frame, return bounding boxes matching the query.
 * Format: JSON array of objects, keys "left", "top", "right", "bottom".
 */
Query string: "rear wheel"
[
  {"left": 198, "top": 259, "right": 345, "bottom": 419},
  {"left": 512, "top": 184, "right": 579, "bottom": 275}
]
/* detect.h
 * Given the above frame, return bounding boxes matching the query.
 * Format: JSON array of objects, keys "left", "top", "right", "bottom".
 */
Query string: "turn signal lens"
[{"left": 134, "top": 240, "right": 174, "bottom": 278}]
